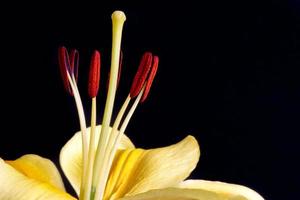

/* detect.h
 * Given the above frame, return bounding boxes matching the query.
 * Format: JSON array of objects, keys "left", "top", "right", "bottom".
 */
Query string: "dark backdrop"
[{"left": 1, "top": 1, "right": 299, "bottom": 199}]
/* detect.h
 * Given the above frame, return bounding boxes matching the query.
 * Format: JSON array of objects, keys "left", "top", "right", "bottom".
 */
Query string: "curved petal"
[
  {"left": 118, "top": 181, "right": 264, "bottom": 200},
  {"left": 105, "top": 135, "right": 200, "bottom": 199},
  {"left": 60, "top": 125, "right": 134, "bottom": 195},
  {"left": 177, "top": 180, "right": 264, "bottom": 200},
  {"left": 6, "top": 154, "right": 65, "bottom": 191},
  {"left": 118, "top": 188, "right": 227, "bottom": 200},
  {"left": 0, "top": 158, "right": 75, "bottom": 200}
]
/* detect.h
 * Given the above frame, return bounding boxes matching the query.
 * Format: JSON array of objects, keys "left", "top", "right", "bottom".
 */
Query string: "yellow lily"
[
  {"left": 0, "top": 130, "right": 264, "bottom": 200},
  {"left": 0, "top": 10, "right": 264, "bottom": 200},
  {"left": 59, "top": 126, "right": 264, "bottom": 200}
]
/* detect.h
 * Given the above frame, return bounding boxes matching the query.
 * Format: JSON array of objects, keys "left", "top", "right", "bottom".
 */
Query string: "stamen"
[
  {"left": 101, "top": 53, "right": 158, "bottom": 197},
  {"left": 95, "top": 54, "right": 157, "bottom": 199},
  {"left": 141, "top": 55, "right": 159, "bottom": 102},
  {"left": 130, "top": 52, "right": 153, "bottom": 98},
  {"left": 88, "top": 50, "right": 101, "bottom": 98},
  {"left": 83, "top": 50, "right": 101, "bottom": 200},
  {"left": 65, "top": 70, "right": 88, "bottom": 200},
  {"left": 58, "top": 46, "right": 72, "bottom": 95},
  {"left": 58, "top": 47, "right": 89, "bottom": 200},
  {"left": 120, "top": 86, "right": 145, "bottom": 134},
  {"left": 83, "top": 98, "right": 97, "bottom": 200}
]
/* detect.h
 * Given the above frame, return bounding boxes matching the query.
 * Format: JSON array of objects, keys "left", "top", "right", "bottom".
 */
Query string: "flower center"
[{"left": 58, "top": 10, "right": 159, "bottom": 200}]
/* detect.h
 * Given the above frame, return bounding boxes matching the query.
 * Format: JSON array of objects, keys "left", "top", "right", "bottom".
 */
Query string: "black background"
[{"left": 1, "top": 1, "right": 300, "bottom": 199}]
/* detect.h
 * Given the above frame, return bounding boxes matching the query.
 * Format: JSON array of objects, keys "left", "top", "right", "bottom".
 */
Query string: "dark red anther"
[
  {"left": 130, "top": 52, "right": 153, "bottom": 98},
  {"left": 69, "top": 49, "right": 79, "bottom": 81},
  {"left": 88, "top": 50, "right": 101, "bottom": 98},
  {"left": 141, "top": 56, "right": 159, "bottom": 103},
  {"left": 58, "top": 46, "right": 72, "bottom": 95}
]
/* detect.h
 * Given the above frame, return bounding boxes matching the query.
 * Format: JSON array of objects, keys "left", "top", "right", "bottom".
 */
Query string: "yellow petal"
[
  {"left": 0, "top": 158, "right": 75, "bottom": 200},
  {"left": 105, "top": 135, "right": 200, "bottom": 199},
  {"left": 118, "top": 187, "right": 227, "bottom": 200},
  {"left": 177, "top": 180, "right": 264, "bottom": 200},
  {"left": 59, "top": 125, "right": 134, "bottom": 195},
  {"left": 118, "top": 181, "right": 264, "bottom": 200},
  {"left": 6, "top": 154, "right": 65, "bottom": 191}
]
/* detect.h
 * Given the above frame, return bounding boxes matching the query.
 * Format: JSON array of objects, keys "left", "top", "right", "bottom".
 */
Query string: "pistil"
[{"left": 92, "top": 11, "right": 126, "bottom": 200}]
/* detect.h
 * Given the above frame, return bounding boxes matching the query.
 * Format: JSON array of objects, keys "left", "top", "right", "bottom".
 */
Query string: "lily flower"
[{"left": 0, "top": 10, "right": 264, "bottom": 200}]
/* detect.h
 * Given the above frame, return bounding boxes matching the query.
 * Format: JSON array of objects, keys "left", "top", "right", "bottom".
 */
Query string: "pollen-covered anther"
[
  {"left": 130, "top": 52, "right": 153, "bottom": 98},
  {"left": 141, "top": 55, "right": 159, "bottom": 103},
  {"left": 88, "top": 50, "right": 101, "bottom": 98}
]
